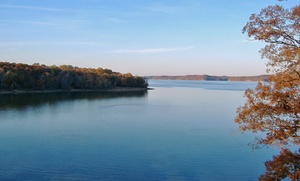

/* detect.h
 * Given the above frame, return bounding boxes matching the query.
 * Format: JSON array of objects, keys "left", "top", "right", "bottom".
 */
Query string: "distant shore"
[
  {"left": 145, "top": 74, "right": 268, "bottom": 82},
  {"left": 0, "top": 87, "right": 152, "bottom": 95}
]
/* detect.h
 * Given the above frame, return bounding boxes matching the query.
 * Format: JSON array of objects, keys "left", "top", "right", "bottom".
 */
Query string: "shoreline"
[
  {"left": 0, "top": 87, "right": 153, "bottom": 95},
  {"left": 146, "top": 75, "right": 268, "bottom": 82}
]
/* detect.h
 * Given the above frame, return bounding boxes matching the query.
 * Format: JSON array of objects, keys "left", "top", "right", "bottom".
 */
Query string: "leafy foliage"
[
  {"left": 0, "top": 62, "right": 148, "bottom": 91},
  {"left": 236, "top": 4, "right": 300, "bottom": 148},
  {"left": 235, "top": 3, "right": 300, "bottom": 180}
]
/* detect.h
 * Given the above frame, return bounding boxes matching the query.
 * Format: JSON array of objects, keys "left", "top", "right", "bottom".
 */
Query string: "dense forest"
[{"left": 0, "top": 62, "right": 148, "bottom": 91}]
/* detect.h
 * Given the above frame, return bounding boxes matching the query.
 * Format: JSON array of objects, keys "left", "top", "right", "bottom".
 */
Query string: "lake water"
[{"left": 0, "top": 80, "right": 278, "bottom": 180}]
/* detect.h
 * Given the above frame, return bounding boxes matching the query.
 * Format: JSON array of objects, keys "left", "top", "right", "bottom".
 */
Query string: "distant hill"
[{"left": 145, "top": 74, "right": 268, "bottom": 82}]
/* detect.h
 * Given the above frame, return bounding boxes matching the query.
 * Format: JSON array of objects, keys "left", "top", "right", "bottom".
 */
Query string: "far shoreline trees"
[{"left": 0, "top": 62, "right": 148, "bottom": 91}]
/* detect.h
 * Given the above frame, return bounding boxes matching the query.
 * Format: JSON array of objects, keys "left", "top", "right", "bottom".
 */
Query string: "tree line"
[{"left": 0, "top": 62, "right": 148, "bottom": 91}]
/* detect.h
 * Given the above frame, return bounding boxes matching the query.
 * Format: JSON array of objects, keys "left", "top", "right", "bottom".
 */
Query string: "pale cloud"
[
  {"left": 141, "top": 3, "right": 183, "bottom": 14},
  {"left": 103, "top": 17, "right": 128, "bottom": 24},
  {"left": 0, "top": 20, "right": 58, "bottom": 26},
  {"left": 0, "top": 18, "right": 92, "bottom": 29},
  {"left": 109, "top": 47, "right": 194, "bottom": 54},
  {"left": 0, "top": 4, "right": 73, "bottom": 12},
  {"left": 0, "top": 41, "right": 103, "bottom": 46},
  {"left": 242, "top": 38, "right": 259, "bottom": 43}
]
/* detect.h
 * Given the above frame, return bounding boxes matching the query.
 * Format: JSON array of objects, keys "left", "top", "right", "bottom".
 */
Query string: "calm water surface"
[{"left": 0, "top": 80, "right": 277, "bottom": 180}]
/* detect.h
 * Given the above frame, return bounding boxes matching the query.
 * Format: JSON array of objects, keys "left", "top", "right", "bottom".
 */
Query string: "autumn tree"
[
  {"left": 0, "top": 62, "right": 148, "bottom": 91},
  {"left": 234, "top": 2, "right": 300, "bottom": 180}
]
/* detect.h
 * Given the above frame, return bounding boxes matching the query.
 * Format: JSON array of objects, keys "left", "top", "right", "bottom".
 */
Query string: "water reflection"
[
  {"left": 148, "top": 79, "right": 257, "bottom": 91},
  {"left": 0, "top": 91, "right": 148, "bottom": 111},
  {"left": 259, "top": 149, "right": 300, "bottom": 180},
  {"left": 0, "top": 81, "right": 279, "bottom": 180}
]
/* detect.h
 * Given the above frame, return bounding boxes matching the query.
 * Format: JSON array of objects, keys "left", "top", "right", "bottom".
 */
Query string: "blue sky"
[{"left": 0, "top": 0, "right": 297, "bottom": 76}]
